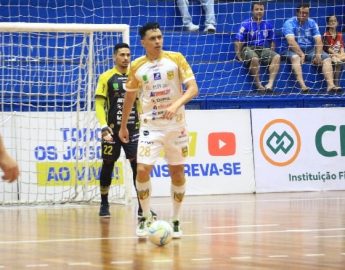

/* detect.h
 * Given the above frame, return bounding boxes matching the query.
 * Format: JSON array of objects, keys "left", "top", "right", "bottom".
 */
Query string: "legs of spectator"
[
  {"left": 176, "top": 0, "right": 199, "bottom": 31},
  {"left": 333, "top": 63, "right": 342, "bottom": 87},
  {"left": 290, "top": 55, "right": 308, "bottom": 91},
  {"left": 249, "top": 57, "right": 265, "bottom": 91},
  {"left": 266, "top": 54, "right": 281, "bottom": 90},
  {"left": 200, "top": 0, "right": 216, "bottom": 33},
  {"left": 322, "top": 58, "right": 337, "bottom": 92}
]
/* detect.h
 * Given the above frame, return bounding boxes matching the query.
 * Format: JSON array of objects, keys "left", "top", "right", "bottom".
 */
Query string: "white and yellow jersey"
[{"left": 126, "top": 51, "right": 195, "bottom": 129}]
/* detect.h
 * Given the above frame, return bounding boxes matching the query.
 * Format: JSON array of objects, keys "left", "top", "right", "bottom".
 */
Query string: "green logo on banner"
[
  {"left": 113, "top": 83, "right": 119, "bottom": 90},
  {"left": 266, "top": 131, "right": 294, "bottom": 154}
]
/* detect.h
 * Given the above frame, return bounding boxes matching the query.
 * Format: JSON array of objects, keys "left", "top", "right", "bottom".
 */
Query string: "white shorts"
[{"left": 137, "top": 126, "right": 189, "bottom": 165}]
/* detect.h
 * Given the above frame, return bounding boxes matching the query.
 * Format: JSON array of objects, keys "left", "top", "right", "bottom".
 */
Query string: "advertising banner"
[
  {"left": 1, "top": 109, "right": 255, "bottom": 201},
  {"left": 252, "top": 108, "right": 345, "bottom": 192},
  {"left": 150, "top": 109, "right": 255, "bottom": 196}
]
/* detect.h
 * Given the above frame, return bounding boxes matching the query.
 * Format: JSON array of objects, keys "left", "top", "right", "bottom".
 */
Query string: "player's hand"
[
  {"left": 118, "top": 127, "right": 129, "bottom": 143},
  {"left": 163, "top": 104, "right": 178, "bottom": 120},
  {"left": 101, "top": 126, "right": 113, "bottom": 142},
  {"left": 0, "top": 153, "right": 19, "bottom": 183}
]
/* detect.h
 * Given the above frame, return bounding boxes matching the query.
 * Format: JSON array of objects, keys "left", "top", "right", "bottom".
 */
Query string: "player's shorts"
[
  {"left": 101, "top": 132, "right": 139, "bottom": 161},
  {"left": 241, "top": 46, "right": 278, "bottom": 66},
  {"left": 137, "top": 126, "right": 189, "bottom": 165}
]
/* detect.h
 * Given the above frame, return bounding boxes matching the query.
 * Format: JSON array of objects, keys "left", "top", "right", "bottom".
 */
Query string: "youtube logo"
[{"left": 208, "top": 132, "right": 236, "bottom": 156}]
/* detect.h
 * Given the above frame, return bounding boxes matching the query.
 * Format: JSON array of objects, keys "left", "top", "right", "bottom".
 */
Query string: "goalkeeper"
[{"left": 95, "top": 43, "right": 156, "bottom": 219}]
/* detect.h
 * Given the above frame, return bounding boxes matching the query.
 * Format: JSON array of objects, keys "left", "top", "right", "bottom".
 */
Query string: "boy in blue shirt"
[{"left": 235, "top": 1, "right": 281, "bottom": 93}]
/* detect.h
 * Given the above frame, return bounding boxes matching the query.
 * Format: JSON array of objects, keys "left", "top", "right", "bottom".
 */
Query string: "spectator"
[
  {"left": 176, "top": 0, "right": 216, "bottom": 33},
  {"left": 282, "top": 3, "right": 341, "bottom": 93},
  {"left": 234, "top": 1, "right": 281, "bottom": 93},
  {"left": 323, "top": 15, "right": 345, "bottom": 88}
]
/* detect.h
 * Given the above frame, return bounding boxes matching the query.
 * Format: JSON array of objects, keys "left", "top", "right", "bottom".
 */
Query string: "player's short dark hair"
[
  {"left": 251, "top": 2, "right": 265, "bottom": 10},
  {"left": 296, "top": 3, "right": 310, "bottom": 12},
  {"left": 139, "top": 22, "right": 160, "bottom": 39},
  {"left": 113, "top": 43, "right": 129, "bottom": 54}
]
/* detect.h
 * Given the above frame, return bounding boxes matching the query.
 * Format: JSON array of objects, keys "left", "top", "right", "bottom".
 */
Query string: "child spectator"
[{"left": 323, "top": 15, "right": 345, "bottom": 87}]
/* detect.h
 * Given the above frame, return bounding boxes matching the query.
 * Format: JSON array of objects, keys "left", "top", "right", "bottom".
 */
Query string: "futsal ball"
[{"left": 148, "top": 220, "right": 173, "bottom": 246}]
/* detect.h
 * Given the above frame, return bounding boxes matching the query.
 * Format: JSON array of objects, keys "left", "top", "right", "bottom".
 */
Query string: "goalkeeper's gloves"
[{"left": 101, "top": 126, "right": 113, "bottom": 142}]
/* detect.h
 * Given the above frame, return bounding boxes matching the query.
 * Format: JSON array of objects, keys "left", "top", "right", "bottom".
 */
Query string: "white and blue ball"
[{"left": 148, "top": 220, "right": 173, "bottom": 246}]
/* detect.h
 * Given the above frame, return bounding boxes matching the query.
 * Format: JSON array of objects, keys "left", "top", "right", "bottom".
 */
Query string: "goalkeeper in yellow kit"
[{"left": 95, "top": 43, "right": 156, "bottom": 219}]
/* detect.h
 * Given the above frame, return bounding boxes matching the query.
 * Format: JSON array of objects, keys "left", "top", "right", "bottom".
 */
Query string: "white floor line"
[
  {"left": 67, "top": 262, "right": 92, "bottom": 266},
  {"left": 191, "top": 258, "right": 213, "bottom": 261},
  {"left": 2, "top": 227, "right": 345, "bottom": 245},
  {"left": 286, "top": 228, "right": 345, "bottom": 233},
  {"left": 314, "top": 235, "right": 345, "bottom": 238},
  {"left": 268, "top": 255, "right": 289, "bottom": 258},
  {"left": 206, "top": 224, "right": 279, "bottom": 229},
  {"left": 25, "top": 264, "right": 49, "bottom": 268},
  {"left": 304, "top": 254, "right": 325, "bottom": 257}
]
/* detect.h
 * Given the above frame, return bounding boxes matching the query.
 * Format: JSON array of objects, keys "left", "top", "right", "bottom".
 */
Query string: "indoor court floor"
[{"left": 0, "top": 191, "right": 345, "bottom": 269}]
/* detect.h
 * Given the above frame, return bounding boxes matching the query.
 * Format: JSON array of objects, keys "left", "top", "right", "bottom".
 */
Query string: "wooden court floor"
[{"left": 0, "top": 191, "right": 345, "bottom": 269}]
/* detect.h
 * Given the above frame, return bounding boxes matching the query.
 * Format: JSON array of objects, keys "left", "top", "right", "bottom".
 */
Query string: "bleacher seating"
[{"left": 1, "top": 0, "right": 345, "bottom": 110}]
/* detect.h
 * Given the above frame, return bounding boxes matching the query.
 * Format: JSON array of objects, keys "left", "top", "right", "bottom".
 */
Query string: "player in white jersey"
[{"left": 119, "top": 22, "right": 198, "bottom": 238}]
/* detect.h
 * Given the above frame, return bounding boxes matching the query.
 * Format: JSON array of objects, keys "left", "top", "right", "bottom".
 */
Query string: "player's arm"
[
  {"left": 0, "top": 134, "right": 19, "bottom": 182},
  {"left": 95, "top": 74, "right": 113, "bottom": 141},
  {"left": 95, "top": 96, "right": 113, "bottom": 142},
  {"left": 164, "top": 79, "right": 198, "bottom": 120},
  {"left": 119, "top": 91, "right": 137, "bottom": 143}
]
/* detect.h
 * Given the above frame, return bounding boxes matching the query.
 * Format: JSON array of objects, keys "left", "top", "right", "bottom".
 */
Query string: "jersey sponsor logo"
[
  {"left": 150, "top": 88, "right": 170, "bottom": 97},
  {"left": 167, "top": 70, "right": 174, "bottom": 80},
  {"left": 112, "top": 83, "right": 119, "bottom": 90},
  {"left": 208, "top": 132, "right": 236, "bottom": 156},
  {"left": 182, "top": 146, "right": 188, "bottom": 157},
  {"left": 142, "top": 74, "right": 149, "bottom": 83},
  {"left": 153, "top": 72, "right": 161, "bottom": 80}
]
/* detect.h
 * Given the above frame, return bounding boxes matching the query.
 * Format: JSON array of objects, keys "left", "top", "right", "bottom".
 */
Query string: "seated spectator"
[
  {"left": 282, "top": 3, "right": 341, "bottom": 93},
  {"left": 323, "top": 15, "right": 345, "bottom": 88},
  {"left": 176, "top": 0, "right": 216, "bottom": 33},
  {"left": 234, "top": 1, "right": 281, "bottom": 93}
]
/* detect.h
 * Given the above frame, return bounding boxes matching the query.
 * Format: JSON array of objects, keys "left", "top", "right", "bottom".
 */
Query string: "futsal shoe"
[
  {"left": 172, "top": 220, "right": 183, "bottom": 238},
  {"left": 99, "top": 204, "right": 110, "bottom": 218},
  {"left": 136, "top": 216, "right": 153, "bottom": 238}
]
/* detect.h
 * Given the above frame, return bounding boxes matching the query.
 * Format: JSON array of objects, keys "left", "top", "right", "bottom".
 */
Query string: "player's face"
[
  {"left": 297, "top": 7, "right": 310, "bottom": 23},
  {"left": 252, "top": 4, "right": 264, "bottom": 21},
  {"left": 114, "top": 47, "right": 130, "bottom": 69},
  {"left": 141, "top": 28, "right": 163, "bottom": 57}
]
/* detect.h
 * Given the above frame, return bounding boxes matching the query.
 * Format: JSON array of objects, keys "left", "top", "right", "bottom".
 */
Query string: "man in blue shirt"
[
  {"left": 235, "top": 1, "right": 281, "bottom": 93},
  {"left": 282, "top": 3, "right": 340, "bottom": 93}
]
